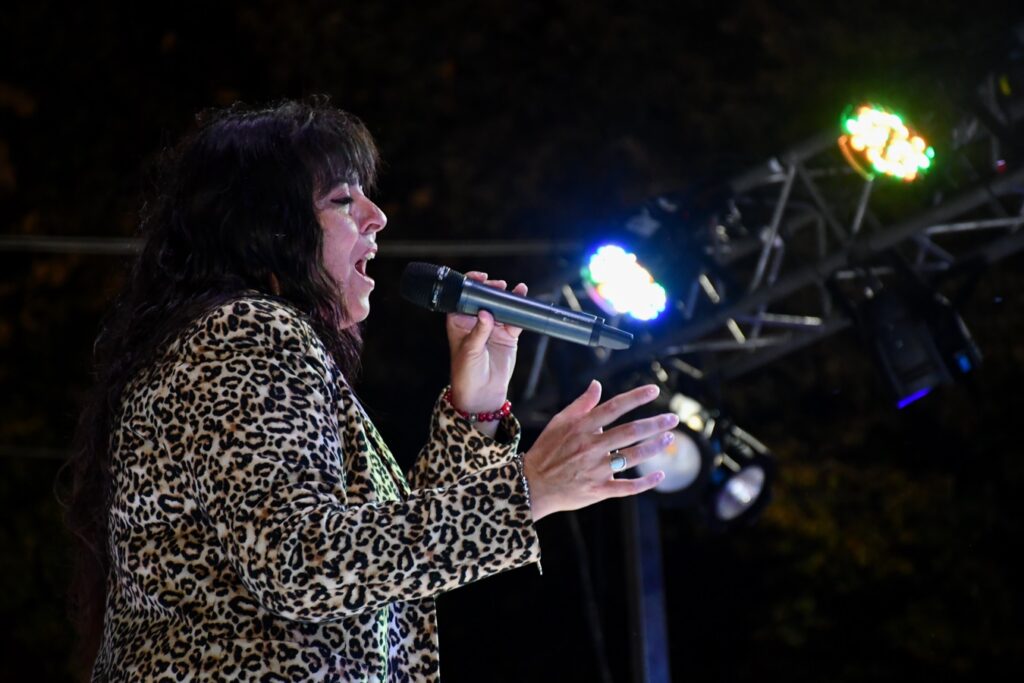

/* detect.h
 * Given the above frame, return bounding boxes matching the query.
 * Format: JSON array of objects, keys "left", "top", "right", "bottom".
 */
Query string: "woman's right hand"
[{"left": 523, "top": 380, "right": 679, "bottom": 521}]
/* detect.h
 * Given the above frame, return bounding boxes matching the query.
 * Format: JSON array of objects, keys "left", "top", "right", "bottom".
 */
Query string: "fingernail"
[
  {"left": 653, "top": 471, "right": 665, "bottom": 482},
  {"left": 659, "top": 413, "right": 678, "bottom": 427},
  {"left": 590, "top": 379, "right": 600, "bottom": 390},
  {"left": 646, "top": 385, "right": 659, "bottom": 397},
  {"left": 661, "top": 431, "right": 674, "bottom": 444}
]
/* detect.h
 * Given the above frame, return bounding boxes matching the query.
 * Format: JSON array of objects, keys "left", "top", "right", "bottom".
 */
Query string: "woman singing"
[{"left": 64, "top": 98, "right": 678, "bottom": 681}]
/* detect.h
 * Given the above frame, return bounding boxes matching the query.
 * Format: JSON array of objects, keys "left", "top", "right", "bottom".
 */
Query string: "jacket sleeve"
[
  {"left": 172, "top": 299, "right": 540, "bottom": 623},
  {"left": 405, "top": 389, "right": 523, "bottom": 490}
]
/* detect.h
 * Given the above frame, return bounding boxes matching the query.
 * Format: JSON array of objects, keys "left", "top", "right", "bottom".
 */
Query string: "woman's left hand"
[{"left": 447, "top": 271, "right": 528, "bottom": 416}]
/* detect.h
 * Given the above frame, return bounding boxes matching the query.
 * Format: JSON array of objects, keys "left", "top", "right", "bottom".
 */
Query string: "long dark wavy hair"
[{"left": 58, "top": 97, "right": 378, "bottom": 677}]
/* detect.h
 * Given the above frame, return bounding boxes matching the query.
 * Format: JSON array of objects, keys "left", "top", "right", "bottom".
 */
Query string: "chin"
[{"left": 344, "top": 300, "right": 371, "bottom": 325}]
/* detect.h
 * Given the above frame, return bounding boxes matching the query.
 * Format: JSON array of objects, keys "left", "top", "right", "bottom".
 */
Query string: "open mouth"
[{"left": 354, "top": 251, "right": 375, "bottom": 277}]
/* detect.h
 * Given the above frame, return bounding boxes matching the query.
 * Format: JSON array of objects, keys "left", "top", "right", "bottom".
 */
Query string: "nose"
[{"left": 362, "top": 198, "right": 387, "bottom": 234}]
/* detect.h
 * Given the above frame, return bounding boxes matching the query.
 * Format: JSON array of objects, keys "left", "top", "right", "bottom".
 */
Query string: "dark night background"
[{"left": 3, "top": 1, "right": 1024, "bottom": 680}]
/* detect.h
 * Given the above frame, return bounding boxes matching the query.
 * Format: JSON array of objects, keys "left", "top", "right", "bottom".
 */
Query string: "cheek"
[
  {"left": 323, "top": 242, "right": 349, "bottom": 277},
  {"left": 321, "top": 223, "right": 358, "bottom": 278}
]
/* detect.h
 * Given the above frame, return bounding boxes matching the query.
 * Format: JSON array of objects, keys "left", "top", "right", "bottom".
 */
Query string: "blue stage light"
[
  {"left": 897, "top": 387, "right": 933, "bottom": 410},
  {"left": 955, "top": 352, "right": 973, "bottom": 373},
  {"left": 581, "top": 244, "right": 668, "bottom": 322}
]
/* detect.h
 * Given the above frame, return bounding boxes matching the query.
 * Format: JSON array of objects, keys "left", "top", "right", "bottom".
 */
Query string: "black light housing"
[
  {"left": 856, "top": 286, "right": 981, "bottom": 409},
  {"left": 700, "top": 419, "right": 775, "bottom": 530},
  {"left": 860, "top": 288, "right": 950, "bottom": 408}
]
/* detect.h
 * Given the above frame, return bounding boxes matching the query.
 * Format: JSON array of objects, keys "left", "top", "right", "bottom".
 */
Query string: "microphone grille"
[{"left": 399, "top": 262, "right": 465, "bottom": 312}]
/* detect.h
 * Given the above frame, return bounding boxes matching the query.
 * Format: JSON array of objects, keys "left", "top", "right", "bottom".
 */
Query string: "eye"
[{"left": 331, "top": 197, "right": 354, "bottom": 207}]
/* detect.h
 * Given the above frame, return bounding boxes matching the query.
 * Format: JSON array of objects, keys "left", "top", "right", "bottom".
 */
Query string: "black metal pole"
[{"left": 623, "top": 495, "right": 671, "bottom": 683}]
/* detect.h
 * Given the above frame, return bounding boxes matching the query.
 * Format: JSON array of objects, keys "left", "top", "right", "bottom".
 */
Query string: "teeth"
[{"left": 355, "top": 251, "right": 375, "bottom": 277}]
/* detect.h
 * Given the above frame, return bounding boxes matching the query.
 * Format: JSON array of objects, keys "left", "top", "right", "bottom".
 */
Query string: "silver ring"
[{"left": 610, "top": 453, "right": 627, "bottom": 473}]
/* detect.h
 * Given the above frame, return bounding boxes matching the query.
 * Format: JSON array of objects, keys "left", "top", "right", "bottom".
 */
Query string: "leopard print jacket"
[{"left": 91, "top": 295, "right": 542, "bottom": 682}]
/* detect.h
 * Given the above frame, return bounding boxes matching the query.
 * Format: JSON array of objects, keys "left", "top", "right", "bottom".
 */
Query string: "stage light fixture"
[
  {"left": 581, "top": 244, "right": 668, "bottom": 322},
  {"left": 635, "top": 392, "right": 713, "bottom": 502},
  {"left": 857, "top": 287, "right": 980, "bottom": 409},
  {"left": 635, "top": 392, "right": 774, "bottom": 528},
  {"left": 838, "top": 104, "right": 935, "bottom": 182},
  {"left": 643, "top": 428, "right": 705, "bottom": 494},
  {"left": 861, "top": 288, "right": 948, "bottom": 408},
  {"left": 706, "top": 424, "right": 774, "bottom": 527},
  {"left": 714, "top": 466, "right": 766, "bottom": 521}
]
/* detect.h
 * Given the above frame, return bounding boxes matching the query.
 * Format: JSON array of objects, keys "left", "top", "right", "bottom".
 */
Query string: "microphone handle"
[{"left": 458, "top": 280, "right": 631, "bottom": 349}]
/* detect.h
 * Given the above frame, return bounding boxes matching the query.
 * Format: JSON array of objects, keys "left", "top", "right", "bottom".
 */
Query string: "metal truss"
[
  {"left": 7, "top": 90, "right": 1024, "bottom": 440},
  {"left": 520, "top": 96, "right": 1024, "bottom": 416}
]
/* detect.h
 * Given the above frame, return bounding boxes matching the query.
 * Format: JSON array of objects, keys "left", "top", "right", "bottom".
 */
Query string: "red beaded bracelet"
[{"left": 444, "top": 387, "right": 512, "bottom": 423}]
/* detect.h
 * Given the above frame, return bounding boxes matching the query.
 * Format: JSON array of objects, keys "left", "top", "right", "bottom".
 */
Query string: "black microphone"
[{"left": 399, "top": 262, "right": 633, "bottom": 350}]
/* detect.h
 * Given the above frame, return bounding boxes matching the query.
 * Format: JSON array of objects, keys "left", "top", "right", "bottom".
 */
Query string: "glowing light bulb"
[
  {"left": 837, "top": 103, "right": 935, "bottom": 182},
  {"left": 582, "top": 245, "right": 668, "bottom": 322},
  {"left": 635, "top": 429, "right": 703, "bottom": 494}
]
